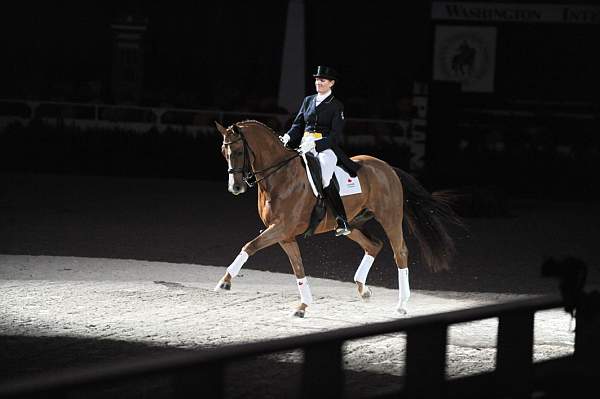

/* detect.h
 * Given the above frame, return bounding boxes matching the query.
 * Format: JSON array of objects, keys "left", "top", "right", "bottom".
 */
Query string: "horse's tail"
[{"left": 393, "top": 167, "right": 465, "bottom": 272}]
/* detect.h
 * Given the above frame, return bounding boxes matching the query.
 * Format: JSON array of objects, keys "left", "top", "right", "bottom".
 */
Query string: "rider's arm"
[{"left": 286, "top": 97, "right": 308, "bottom": 144}]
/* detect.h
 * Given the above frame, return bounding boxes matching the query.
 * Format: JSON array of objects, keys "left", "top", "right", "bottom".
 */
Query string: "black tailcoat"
[{"left": 286, "top": 94, "right": 359, "bottom": 176}]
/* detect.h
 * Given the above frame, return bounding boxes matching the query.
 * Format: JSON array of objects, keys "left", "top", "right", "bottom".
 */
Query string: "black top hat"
[{"left": 313, "top": 66, "right": 339, "bottom": 81}]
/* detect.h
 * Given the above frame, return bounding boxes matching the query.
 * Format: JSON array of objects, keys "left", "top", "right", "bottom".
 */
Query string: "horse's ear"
[{"left": 214, "top": 121, "right": 227, "bottom": 136}]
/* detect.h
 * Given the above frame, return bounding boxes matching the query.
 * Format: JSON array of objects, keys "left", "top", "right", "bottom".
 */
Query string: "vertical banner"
[
  {"left": 278, "top": 0, "right": 306, "bottom": 114},
  {"left": 433, "top": 25, "right": 497, "bottom": 92}
]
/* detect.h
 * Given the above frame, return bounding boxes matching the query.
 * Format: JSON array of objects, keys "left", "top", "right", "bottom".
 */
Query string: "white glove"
[
  {"left": 279, "top": 134, "right": 291, "bottom": 146},
  {"left": 299, "top": 140, "right": 316, "bottom": 154}
]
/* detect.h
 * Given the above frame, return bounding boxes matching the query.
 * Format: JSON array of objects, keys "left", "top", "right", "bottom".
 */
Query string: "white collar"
[{"left": 316, "top": 90, "right": 332, "bottom": 103}]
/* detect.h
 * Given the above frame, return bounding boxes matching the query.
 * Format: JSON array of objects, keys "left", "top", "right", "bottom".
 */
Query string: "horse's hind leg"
[
  {"left": 346, "top": 228, "right": 383, "bottom": 301},
  {"left": 279, "top": 239, "right": 312, "bottom": 318},
  {"left": 378, "top": 218, "right": 411, "bottom": 315}
]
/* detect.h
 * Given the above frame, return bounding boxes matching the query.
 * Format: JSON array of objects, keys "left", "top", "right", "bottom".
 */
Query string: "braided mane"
[{"left": 233, "top": 119, "right": 280, "bottom": 138}]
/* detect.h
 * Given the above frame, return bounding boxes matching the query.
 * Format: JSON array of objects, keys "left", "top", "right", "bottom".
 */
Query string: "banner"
[
  {"left": 433, "top": 25, "right": 497, "bottom": 93},
  {"left": 432, "top": 2, "right": 600, "bottom": 24}
]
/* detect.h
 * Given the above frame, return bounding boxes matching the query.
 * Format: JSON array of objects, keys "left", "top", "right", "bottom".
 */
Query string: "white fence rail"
[{"left": 0, "top": 98, "right": 411, "bottom": 145}]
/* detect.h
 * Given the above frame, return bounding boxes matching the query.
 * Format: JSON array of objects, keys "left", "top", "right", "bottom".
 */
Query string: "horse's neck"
[
  {"left": 243, "top": 125, "right": 291, "bottom": 171},
  {"left": 241, "top": 123, "right": 303, "bottom": 195}
]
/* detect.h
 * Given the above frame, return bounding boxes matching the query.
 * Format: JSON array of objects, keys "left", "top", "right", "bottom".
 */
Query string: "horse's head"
[
  {"left": 215, "top": 121, "right": 251, "bottom": 195},
  {"left": 216, "top": 120, "right": 298, "bottom": 195}
]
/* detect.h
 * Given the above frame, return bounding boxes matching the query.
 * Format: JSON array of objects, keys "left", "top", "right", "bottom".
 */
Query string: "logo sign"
[{"left": 433, "top": 25, "right": 497, "bottom": 93}]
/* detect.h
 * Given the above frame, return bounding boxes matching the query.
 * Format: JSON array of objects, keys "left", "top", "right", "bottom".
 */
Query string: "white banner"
[
  {"left": 433, "top": 26, "right": 497, "bottom": 93},
  {"left": 432, "top": 2, "right": 600, "bottom": 24}
]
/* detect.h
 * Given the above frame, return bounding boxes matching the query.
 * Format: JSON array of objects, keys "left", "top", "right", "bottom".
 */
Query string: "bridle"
[
  {"left": 223, "top": 127, "right": 255, "bottom": 186},
  {"left": 223, "top": 124, "right": 300, "bottom": 188}
]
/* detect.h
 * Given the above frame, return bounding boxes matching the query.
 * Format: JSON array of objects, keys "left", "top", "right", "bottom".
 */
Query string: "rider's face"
[{"left": 315, "top": 78, "right": 334, "bottom": 94}]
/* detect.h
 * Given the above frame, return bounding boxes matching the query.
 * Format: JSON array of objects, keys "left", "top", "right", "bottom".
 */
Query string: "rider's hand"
[
  {"left": 299, "top": 140, "right": 316, "bottom": 154},
  {"left": 279, "top": 134, "right": 291, "bottom": 146}
]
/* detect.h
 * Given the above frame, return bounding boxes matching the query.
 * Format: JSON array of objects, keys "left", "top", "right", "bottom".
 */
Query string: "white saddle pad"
[
  {"left": 334, "top": 167, "right": 362, "bottom": 196},
  {"left": 301, "top": 153, "right": 362, "bottom": 197}
]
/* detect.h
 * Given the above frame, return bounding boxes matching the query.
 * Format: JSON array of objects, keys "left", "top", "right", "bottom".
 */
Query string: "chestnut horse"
[{"left": 214, "top": 120, "right": 460, "bottom": 318}]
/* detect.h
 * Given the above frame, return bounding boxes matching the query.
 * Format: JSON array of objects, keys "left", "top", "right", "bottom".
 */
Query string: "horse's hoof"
[
  {"left": 292, "top": 309, "right": 305, "bottom": 318},
  {"left": 396, "top": 306, "right": 408, "bottom": 315},
  {"left": 213, "top": 280, "right": 231, "bottom": 292},
  {"left": 359, "top": 286, "right": 373, "bottom": 301}
]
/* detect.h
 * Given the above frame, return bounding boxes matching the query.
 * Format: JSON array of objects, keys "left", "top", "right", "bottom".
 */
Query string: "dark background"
[
  {"left": 2, "top": 2, "right": 600, "bottom": 396},
  {"left": 1, "top": 1, "right": 598, "bottom": 108},
  {"left": 1, "top": 1, "right": 599, "bottom": 199},
  {"left": 0, "top": 1, "right": 429, "bottom": 113},
  {"left": 1, "top": 0, "right": 599, "bottom": 293}
]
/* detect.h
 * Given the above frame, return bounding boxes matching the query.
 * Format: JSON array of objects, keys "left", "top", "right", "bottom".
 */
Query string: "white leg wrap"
[
  {"left": 354, "top": 254, "right": 374, "bottom": 284},
  {"left": 397, "top": 268, "right": 410, "bottom": 314},
  {"left": 226, "top": 251, "right": 249, "bottom": 278},
  {"left": 296, "top": 277, "right": 313, "bottom": 305}
]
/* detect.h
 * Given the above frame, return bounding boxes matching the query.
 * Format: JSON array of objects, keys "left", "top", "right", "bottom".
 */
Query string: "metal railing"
[{"left": 2, "top": 294, "right": 595, "bottom": 399}]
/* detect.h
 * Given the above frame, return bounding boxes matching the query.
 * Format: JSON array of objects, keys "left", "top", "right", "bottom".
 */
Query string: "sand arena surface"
[
  {"left": 1, "top": 255, "right": 574, "bottom": 381},
  {"left": 1, "top": 172, "right": 598, "bottom": 396}
]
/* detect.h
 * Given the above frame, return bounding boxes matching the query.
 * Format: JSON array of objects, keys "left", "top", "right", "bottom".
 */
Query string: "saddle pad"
[
  {"left": 302, "top": 154, "right": 362, "bottom": 197},
  {"left": 334, "top": 167, "right": 362, "bottom": 196}
]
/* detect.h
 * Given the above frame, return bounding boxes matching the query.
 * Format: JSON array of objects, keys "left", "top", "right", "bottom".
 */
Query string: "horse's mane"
[
  {"left": 230, "top": 119, "right": 295, "bottom": 154},
  {"left": 232, "top": 119, "right": 280, "bottom": 139}
]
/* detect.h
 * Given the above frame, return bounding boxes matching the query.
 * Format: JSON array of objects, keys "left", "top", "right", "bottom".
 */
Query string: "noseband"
[{"left": 223, "top": 124, "right": 299, "bottom": 188}]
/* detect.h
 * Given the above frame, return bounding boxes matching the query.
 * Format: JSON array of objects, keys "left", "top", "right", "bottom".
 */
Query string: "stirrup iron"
[{"left": 335, "top": 219, "right": 351, "bottom": 236}]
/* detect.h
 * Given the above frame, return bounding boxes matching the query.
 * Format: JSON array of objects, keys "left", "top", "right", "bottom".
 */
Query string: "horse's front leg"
[
  {"left": 279, "top": 239, "right": 312, "bottom": 318},
  {"left": 214, "top": 223, "right": 285, "bottom": 291}
]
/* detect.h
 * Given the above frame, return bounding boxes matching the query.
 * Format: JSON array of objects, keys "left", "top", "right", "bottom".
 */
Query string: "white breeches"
[
  {"left": 317, "top": 149, "right": 337, "bottom": 188},
  {"left": 301, "top": 137, "right": 337, "bottom": 188},
  {"left": 304, "top": 146, "right": 337, "bottom": 189}
]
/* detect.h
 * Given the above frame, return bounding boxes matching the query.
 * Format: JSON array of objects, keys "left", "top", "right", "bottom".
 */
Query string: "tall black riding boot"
[{"left": 324, "top": 184, "right": 351, "bottom": 236}]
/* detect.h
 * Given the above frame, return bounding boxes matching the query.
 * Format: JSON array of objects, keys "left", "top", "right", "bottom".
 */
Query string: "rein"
[{"left": 224, "top": 125, "right": 300, "bottom": 188}]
